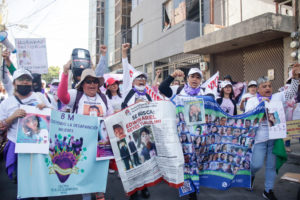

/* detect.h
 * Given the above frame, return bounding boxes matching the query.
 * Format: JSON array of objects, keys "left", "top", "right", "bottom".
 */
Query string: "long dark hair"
[
  {"left": 220, "top": 85, "right": 235, "bottom": 99},
  {"left": 106, "top": 87, "right": 122, "bottom": 99}
]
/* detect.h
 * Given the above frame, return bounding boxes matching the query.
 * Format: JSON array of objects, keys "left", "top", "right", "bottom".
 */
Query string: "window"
[
  {"left": 132, "top": 21, "right": 143, "bottom": 47},
  {"left": 162, "top": 0, "right": 186, "bottom": 31},
  {"left": 132, "top": 0, "right": 143, "bottom": 10}
]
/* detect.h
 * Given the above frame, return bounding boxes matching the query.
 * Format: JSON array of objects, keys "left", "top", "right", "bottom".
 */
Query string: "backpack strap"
[
  {"left": 45, "top": 93, "right": 51, "bottom": 104},
  {"left": 14, "top": 95, "right": 24, "bottom": 105},
  {"left": 121, "top": 89, "right": 135, "bottom": 109},
  {"left": 145, "top": 93, "right": 152, "bottom": 102},
  {"left": 121, "top": 89, "right": 152, "bottom": 109},
  {"left": 72, "top": 90, "right": 84, "bottom": 113},
  {"left": 98, "top": 91, "right": 108, "bottom": 110}
]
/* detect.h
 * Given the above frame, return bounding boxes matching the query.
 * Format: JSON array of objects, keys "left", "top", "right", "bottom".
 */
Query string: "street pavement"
[{"left": 1, "top": 139, "right": 299, "bottom": 200}]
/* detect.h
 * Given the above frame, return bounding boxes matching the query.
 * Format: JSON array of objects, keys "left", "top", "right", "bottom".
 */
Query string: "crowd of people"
[{"left": 0, "top": 43, "right": 299, "bottom": 200}]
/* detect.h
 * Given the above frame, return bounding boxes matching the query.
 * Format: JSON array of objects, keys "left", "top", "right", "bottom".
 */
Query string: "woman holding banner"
[
  {"left": 58, "top": 61, "right": 112, "bottom": 200},
  {"left": 0, "top": 69, "right": 51, "bottom": 200},
  {"left": 121, "top": 43, "right": 152, "bottom": 200},
  {"left": 245, "top": 64, "right": 300, "bottom": 200},
  {"left": 159, "top": 68, "right": 214, "bottom": 98},
  {"left": 159, "top": 68, "right": 214, "bottom": 200}
]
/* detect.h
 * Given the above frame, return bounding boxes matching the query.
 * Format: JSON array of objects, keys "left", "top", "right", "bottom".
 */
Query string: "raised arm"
[
  {"left": 58, "top": 60, "right": 72, "bottom": 105},
  {"left": 159, "top": 70, "right": 184, "bottom": 98},
  {"left": 284, "top": 64, "right": 300, "bottom": 101},
  {"left": 95, "top": 45, "right": 109, "bottom": 76},
  {"left": 122, "top": 43, "right": 134, "bottom": 95}
]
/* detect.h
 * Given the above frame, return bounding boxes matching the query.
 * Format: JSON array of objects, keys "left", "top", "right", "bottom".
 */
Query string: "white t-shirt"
[
  {"left": 106, "top": 95, "right": 123, "bottom": 112},
  {"left": 0, "top": 92, "right": 51, "bottom": 143},
  {"left": 67, "top": 89, "right": 113, "bottom": 116}
]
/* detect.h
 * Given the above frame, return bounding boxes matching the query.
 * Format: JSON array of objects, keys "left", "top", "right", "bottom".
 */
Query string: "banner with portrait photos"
[
  {"left": 172, "top": 95, "right": 265, "bottom": 196},
  {"left": 104, "top": 101, "right": 184, "bottom": 195}
]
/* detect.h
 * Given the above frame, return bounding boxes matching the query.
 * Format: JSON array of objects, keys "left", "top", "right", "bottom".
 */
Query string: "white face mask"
[
  {"left": 89, "top": 111, "right": 98, "bottom": 117},
  {"left": 134, "top": 85, "right": 146, "bottom": 91}
]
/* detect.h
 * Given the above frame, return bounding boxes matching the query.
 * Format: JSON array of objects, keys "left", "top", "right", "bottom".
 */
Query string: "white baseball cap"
[
  {"left": 188, "top": 68, "right": 203, "bottom": 78},
  {"left": 220, "top": 80, "right": 232, "bottom": 89},
  {"left": 12, "top": 68, "right": 33, "bottom": 81},
  {"left": 248, "top": 80, "right": 257, "bottom": 87},
  {"left": 132, "top": 71, "right": 147, "bottom": 81}
]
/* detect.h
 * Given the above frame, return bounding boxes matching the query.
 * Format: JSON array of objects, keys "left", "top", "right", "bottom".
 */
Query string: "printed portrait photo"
[
  {"left": 113, "top": 122, "right": 126, "bottom": 140},
  {"left": 18, "top": 114, "right": 50, "bottom": 144}
]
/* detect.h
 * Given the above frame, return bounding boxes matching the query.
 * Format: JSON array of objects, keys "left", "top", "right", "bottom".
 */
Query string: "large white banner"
[
  {"left": 15, "top": 38, "right": 48, "bottom": 74},
  {"left": 104, "top": 101, "right": 184, "bottom": 195}
]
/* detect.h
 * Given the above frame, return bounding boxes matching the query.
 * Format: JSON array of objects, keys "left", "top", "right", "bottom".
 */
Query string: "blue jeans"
[{"left": 251, "top": 140, "right": 276, "bottom": 192}]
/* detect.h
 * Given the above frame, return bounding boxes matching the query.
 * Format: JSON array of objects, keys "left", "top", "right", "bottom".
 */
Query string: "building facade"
[
  {"left": 131, "top": 0, "right": 204, "bottom": 83},
  {"left": 88, "top": 0, "right": 132, "bottom": 72},
  {"left": 184, "top": 0, "right": 295, "bottom": 91}
]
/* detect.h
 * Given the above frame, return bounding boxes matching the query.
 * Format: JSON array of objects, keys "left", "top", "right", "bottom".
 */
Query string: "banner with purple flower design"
[{"left": 17, "top": 110, "right": 109, "bottom": 198}]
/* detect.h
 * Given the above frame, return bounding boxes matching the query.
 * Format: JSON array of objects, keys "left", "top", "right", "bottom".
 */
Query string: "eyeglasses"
[
  {"left": 84, "top": 79, "right": 99, "bottom": 84},
  {"left": 135, "top": 76, "right": 147, "bottom": 81}
]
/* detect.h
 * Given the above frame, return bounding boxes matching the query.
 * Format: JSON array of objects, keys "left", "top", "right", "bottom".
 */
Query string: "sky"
[{"left": 5, "top": 0, "right": 89, "bottom": 69}]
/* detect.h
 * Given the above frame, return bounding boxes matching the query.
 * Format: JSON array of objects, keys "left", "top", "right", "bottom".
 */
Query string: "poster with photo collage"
[{"left": 172, "top": 95, "right": 265, "bottom": 196}]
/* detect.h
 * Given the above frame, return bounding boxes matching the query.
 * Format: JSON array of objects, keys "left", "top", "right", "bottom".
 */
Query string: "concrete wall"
[
  {"left": 214, "top": 0, "right": 276, "bottom": 27},
  {"left": 131, "top": 0, "right": 186, "bottom": 67}
]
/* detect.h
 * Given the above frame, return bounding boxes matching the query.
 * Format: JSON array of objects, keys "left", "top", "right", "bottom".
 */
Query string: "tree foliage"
[{"left": 42, "top": 66, "right": 60, "bottom": 86}]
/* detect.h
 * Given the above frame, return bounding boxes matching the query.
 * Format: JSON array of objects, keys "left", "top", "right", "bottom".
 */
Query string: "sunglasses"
[{"left": 84, "top": 79, "right": 99, "bottom": 84}]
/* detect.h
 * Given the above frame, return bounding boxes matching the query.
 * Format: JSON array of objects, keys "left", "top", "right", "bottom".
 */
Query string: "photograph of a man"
[
  {"left": 118, "top": 139, "right": 133, "bottom": 171},
  {"left": 128, "top": 135, "right": 141, "bottom": 167},
  {"left": 189, "top": 104, "right": 202, "bottom": 122}
]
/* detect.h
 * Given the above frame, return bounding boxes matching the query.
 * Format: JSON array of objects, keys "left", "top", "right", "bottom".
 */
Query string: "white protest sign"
[{"left": 15, "top": 38, "right": 48, "bottom": 74}]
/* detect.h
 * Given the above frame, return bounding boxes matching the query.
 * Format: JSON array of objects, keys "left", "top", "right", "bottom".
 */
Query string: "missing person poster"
[
  {"left": 97, "top": 118, "right": 114, "bottom": 160},
  {"left": 15, "top": 105, "right": 51, "bottom": 154},
  {"left": 15, "top": 38, "right": 48, "bottom": 74},
  {"left": 266, "top": 101, "right": 287, "bottom": 140},
  {"left": 105, "top": 101, "right": 184, "bottom": 195},
  {"left": 17, "top": 110, "right": 109, "bottom": 198},
  {"left": 172, "top": 95, "right": 265, "bottom": 196}
]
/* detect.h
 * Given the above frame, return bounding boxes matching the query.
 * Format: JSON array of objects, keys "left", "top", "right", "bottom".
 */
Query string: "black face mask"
[{"left": 16, "top": 85, "right": 32, "bottom": 96}]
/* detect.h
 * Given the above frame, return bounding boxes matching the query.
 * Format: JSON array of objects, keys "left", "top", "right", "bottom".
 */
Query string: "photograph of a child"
[{"left": 21, "top": 114, "right": 49, "bottom": 144}]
